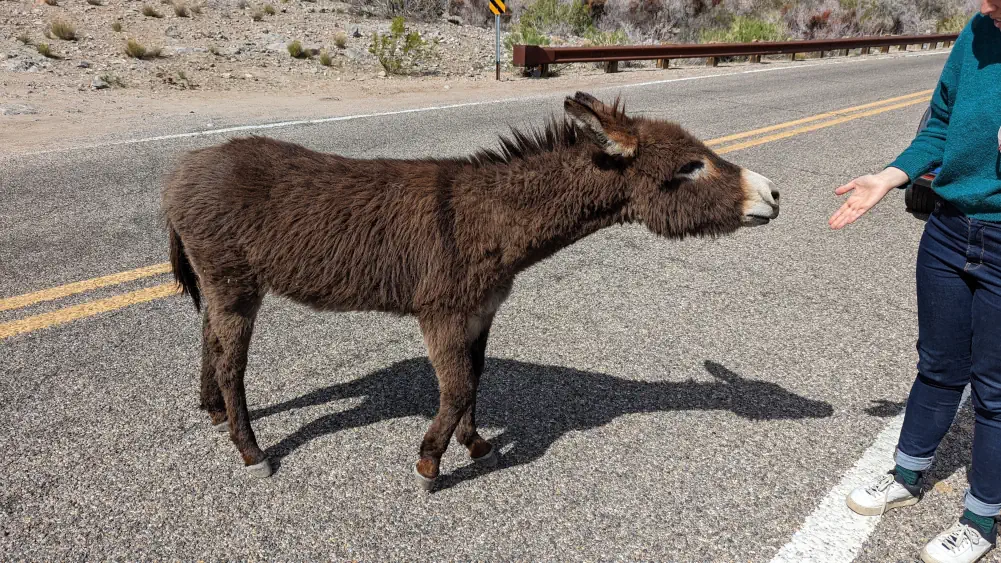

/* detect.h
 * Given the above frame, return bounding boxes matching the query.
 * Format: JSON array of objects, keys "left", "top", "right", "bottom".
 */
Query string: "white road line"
[
  {"left": 770, "top": 386, "right": 971, "bottom": 563},
  {"left": 17, "top": 50, "right": 949, "bottom": 157}
]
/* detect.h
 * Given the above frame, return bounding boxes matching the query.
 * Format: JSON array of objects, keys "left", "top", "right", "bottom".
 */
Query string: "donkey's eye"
[{"left": 676, "top": 161, "right": 705, "bottom": 176}]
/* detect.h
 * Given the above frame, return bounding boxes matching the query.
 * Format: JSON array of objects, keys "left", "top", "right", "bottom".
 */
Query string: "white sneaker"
[
  {"left": 920, "top": 520, "right": 996, "bottom": 563},
  {"left": 846, "top": 471, "right": 922, "bottom": 516}
]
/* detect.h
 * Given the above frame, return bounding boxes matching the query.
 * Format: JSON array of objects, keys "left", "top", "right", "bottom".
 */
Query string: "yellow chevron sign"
[{"left": 489, "top": 0, "right": 506, "bottom": 15}]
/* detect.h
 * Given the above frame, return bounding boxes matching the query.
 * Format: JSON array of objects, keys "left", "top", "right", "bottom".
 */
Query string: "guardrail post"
[
  {"left": 656, "top": 58, "right": 670, "bottom": 69},
  {"left": 604, "top": 60, "right": 618, "bottom": 73},
  {"left": 706, "top": 56, "right": 718, "bottom": 67},
  {"left": 840, "top": 48, "right": 849, "bottom": 57},
  {"left": 818, "top": 50, "right": 825, "bottom": 58},
  {"left": 861, "top": 46, "right": 870, "bottom": 55},
  {"left": 749, "top": 55, "right": 761, "bottom": 63},
  {"left": 539, "top": 64, "right": 549, "bottom": 78},
  {"left": 880, "top": 45, "right": 890, "bottom": 53},
  {"left": 788, "top": 52, "right": 796, "bottom": 61}
]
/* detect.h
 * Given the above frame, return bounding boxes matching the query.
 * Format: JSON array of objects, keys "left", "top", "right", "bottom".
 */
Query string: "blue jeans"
[{"left": 895, "top": 200, "right": 1001, "bottom": 518}]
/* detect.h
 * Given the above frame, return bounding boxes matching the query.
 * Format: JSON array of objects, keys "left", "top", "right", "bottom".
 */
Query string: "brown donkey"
[{"left": 161, "top": 92, "right": 780, "bottom": 490}]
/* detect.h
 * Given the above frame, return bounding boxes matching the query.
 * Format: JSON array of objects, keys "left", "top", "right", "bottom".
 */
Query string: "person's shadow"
[{"left": 252, "top": 358, "right": 834, "bottom": 488}]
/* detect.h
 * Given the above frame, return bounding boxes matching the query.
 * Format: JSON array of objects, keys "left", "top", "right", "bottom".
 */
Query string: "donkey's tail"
[{"left": 168, "top": 223, "right": 201, "bottom": 312}]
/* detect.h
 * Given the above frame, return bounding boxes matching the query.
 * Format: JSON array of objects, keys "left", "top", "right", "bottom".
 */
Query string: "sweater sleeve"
[{"left": 886, "top": 17, "right": 972, "bottom": 182}]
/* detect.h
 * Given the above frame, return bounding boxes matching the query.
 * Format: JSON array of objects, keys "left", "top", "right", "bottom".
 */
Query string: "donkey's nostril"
[{"left": 771, "top": 190, "right": 780, "bottom": 201}]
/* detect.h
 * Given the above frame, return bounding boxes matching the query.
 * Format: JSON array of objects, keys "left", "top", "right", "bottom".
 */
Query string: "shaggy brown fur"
[{"left": 161, "top": 91, "right": 778, "bottom": 487}]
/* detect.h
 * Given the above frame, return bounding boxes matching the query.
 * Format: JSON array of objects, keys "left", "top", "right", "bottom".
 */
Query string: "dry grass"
[
  {"left": 237, "top": 0, "right": 249, "bottom": 8},
  {"left": 190, "top": 3, "right": 203, "bottom": 14},
  {"left": 334, "top": 30, "right": 347, "bottom": 48},
  {"left": 49, "top": 19, "right": 77, "bottom": 41},
  {"left": 263, "top": 4, "right": 276, "bottom": 14},
  {"left": 86, "top": 0, "right": 104, "bottom": 5},
  {"left": 43, "top": 0, "right": 58, "bottom": 5},
  {"left": 111, "top": 21, "right": 122, "bottom": 32},
  {"left": 319, "top": 49, "right": 332, "bottom": 65},
  {"left": 287, "top": 39, "right": 307, "bottom": 58},
  {"left": 17, "top": 33, "right": 32, "bottom": 45},
  {"left": 251, "top": 9, "right": 264, "bottom": 20},
  {"left": 141, "top": 5, "right": 163, "bottom": 17},
  {"left": 36, "top": 43, "right": 56, "bottom": 58},
  {"left": 173, "top": 2, "right": 190, "bottom": 16},
  {"left": 125, "top": 38, "right": 161, "bottom": 59}
]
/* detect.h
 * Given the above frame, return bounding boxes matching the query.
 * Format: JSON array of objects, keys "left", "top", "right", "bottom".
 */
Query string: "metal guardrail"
[{"left": 512, "top": 33, "right": 959, "bottom": 76}]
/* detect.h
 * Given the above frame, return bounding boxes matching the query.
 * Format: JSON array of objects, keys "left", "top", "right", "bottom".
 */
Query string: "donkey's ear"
[{"left": 564, "top": 92, "right": 638, "bottom": 158}]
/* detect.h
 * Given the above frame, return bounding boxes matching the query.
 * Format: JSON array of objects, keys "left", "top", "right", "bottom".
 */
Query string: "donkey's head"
[{"left": 564, "top": 92, "right": 779, "bottom": 238}]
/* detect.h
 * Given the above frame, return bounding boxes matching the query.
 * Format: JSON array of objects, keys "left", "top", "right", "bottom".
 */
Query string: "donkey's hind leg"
[
  {"left": 414, "top": 312, "right": 476, "bottom": 490},
  {"left": 207, "top": 290, "right": 270, "bottom": 477},
  {"left": 455, "top": 315, "right": 496, "bottom": 466},
  {"left": 200, "top": 313, "right": 228, "bottom": 432}
]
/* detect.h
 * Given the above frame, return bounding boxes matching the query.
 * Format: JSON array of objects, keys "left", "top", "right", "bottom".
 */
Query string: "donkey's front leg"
[
  {"left": 415, "top": 312, "right": 475, "bottom": 491},
  {"left": 454, "top": 315, "right": 496, "bottom": 466}
]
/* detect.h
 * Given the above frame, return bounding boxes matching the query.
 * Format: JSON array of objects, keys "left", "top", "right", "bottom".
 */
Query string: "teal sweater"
[{"left": 888, "top": 14, "right": 1001, "bottom": 222}]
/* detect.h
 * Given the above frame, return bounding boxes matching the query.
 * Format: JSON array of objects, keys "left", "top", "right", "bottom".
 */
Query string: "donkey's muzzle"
[{"left": 741, "top": 169, "right": 780, "bottom": 226}]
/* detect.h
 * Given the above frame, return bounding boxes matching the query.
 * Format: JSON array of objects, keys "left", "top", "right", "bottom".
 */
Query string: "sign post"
[{"left": 489, "top": 0, "right": 506, "bottom": 80}]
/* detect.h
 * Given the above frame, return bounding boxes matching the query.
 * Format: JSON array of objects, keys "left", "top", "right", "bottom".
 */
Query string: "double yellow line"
[{"left": 0, "top": 89, "right": 933, "bottom": 341}]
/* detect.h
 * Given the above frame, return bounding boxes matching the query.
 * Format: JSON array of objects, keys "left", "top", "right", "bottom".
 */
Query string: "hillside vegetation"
[{"left": 424, "top": 0, "right": 977, "bottom": 45}]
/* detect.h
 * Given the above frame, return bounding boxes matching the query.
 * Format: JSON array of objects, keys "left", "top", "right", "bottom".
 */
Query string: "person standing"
[{"left": 829, "top": 3, "right": 1001, "bottom": 563}]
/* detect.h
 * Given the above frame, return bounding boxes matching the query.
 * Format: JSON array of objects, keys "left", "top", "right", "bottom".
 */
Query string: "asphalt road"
[{"left": 2, "top": 52, "right": 997, "bottom": 561}]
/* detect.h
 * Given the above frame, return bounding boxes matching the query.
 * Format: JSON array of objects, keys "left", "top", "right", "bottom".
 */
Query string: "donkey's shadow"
[{"left": 252, "top": 359, "right": 834, "bottom": 488}]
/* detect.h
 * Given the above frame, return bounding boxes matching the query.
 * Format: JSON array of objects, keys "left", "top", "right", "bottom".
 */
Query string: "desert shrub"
[
  {"left": 111, "top": 21, "right": 123, "bottom": 31},
  {"left": 263, "top": 4, "right": 276, "bottom": 14},
  {"left": 449, "top": 0, "right": 494, "bottom": 26},
  {"left": 503, "top": 23, "right": 552, "bottom": 52},
  {"left": 287, "top": 39, "right": 308, "bottom": 58},
  {"left": 17, "top": 33, "right": 32, "bottom": 44},
  {"left": 369, "top": 16, "right": 438, "bottom": 74},
  {"left": 319, "top": 49, "right": 333, "bottom": 65},
  {"left": 142, "top": 5, "right": 163, "bottom": 17},
  {"left": 174, "top": 2, "right": 190, "bottom": 16},
  {"left": 125, "top": 38, "right": 161, "bottom": 58},
  {"left": 50, "top": 19, "right": 77, "bottom": 40},
  {"left": 582, "top": 26, "right": 627, "bottom": 44},
  {"left": 936, "top": 11, "right": 969, "bottom": 31},
  {"left": 353, "top": 0, "right": 449, "bottom": 20},
  {"left": 334, "top": 31, "right": 348, "bottom": 47},
  {"left": 700, "top": 15, "right": 785, "bottom": 42},
  {"left": 251, "top": 8, "right": 264, "bottom": 20},
  {"left": 518, "top": 0, "right": 592, "bottom": 35},
  {"left": 36, "top": 43, "right": 55, "bottom": 57}
]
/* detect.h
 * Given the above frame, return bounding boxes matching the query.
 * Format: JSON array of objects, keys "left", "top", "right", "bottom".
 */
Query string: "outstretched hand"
[{"left": 829, "top": 168, "right": 908, "bottom": 230}]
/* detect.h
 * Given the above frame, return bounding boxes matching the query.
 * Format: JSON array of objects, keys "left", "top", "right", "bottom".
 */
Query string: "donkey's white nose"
[{"left": 741, "top": 168, "right": 779, "bottom": 226}]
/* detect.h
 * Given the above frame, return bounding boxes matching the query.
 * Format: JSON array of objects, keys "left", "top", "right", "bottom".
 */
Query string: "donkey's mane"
[
  {"left": 465, "top": 96, "right": 630, "bottom": 167},
  {"left": 465, "top": 116, "right": 582, "bottom": 166}
]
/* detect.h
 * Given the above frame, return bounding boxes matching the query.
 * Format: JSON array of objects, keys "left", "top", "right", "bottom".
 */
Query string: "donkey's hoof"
[
  {"left": 413, "top": 464, "right": 437, "bottom": 492},
  {"left": 212, "top": 419, "right": 229, "bottom": 432},
  {"left": 471, "top": 445, "right": 498, "bottom": 468},
  {"left": 245, "top": 459, "right": 273, "bottom": 478}
]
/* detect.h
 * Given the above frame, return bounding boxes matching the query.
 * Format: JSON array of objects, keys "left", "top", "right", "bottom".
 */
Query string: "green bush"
[
  {"left": 583, "top": 26, "right": 627, "bottom": 46},
  {"left": 287, "top": 39, "right": 308, "bottom": 58},
  {"left": 503, "top": 24, "right": 551, "bottom": 53},
  {"left": 368, "top": 16, "right": 438, "bottom": 75},
  {"left": 518, "top": 0, "right": 592, "bottom": 36},
  {"left": 700, "top": 16, "right": 786, "bottom": 43},
  {"left": 936, "top": 12, "right": 969, "bottom": 32}
]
